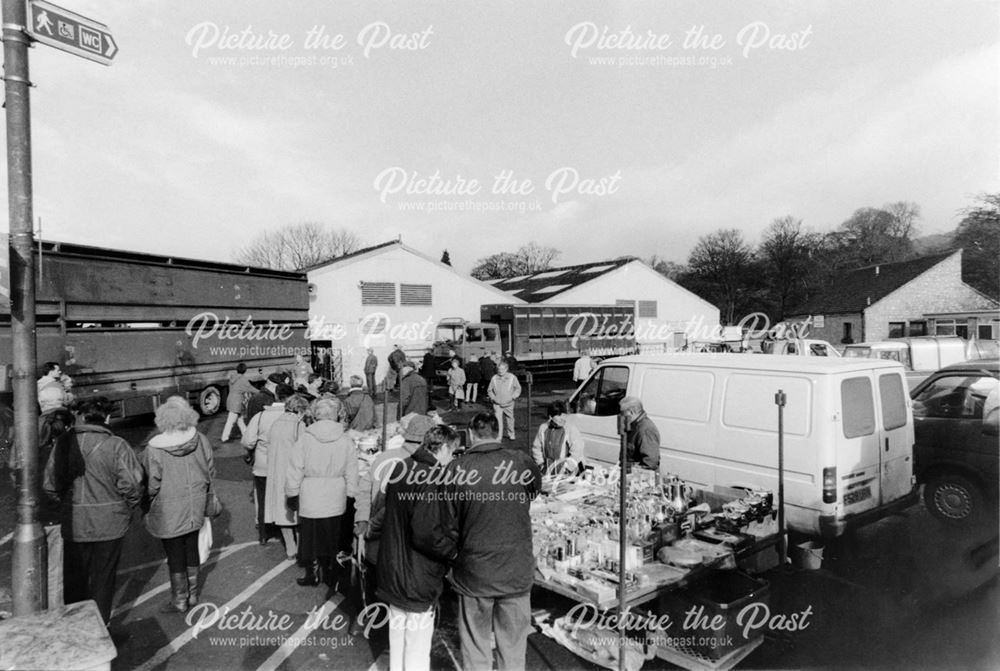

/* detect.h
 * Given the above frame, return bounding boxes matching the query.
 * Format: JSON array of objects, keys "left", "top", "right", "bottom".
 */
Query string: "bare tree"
[
  {"left": 233, "top": 222, "right": 360, "bottom": 271},
  {"left": 471, "top": 243, "right": 561, "bottom": 280},
  {"left": 758, "top": 216, "right": 824, "bottom": 319},
  {"left": 646, "top": 255, "right": 686, "bottom": 281},
  {"left": 686, "top": 229, "right": 759, "bottom": 324}
]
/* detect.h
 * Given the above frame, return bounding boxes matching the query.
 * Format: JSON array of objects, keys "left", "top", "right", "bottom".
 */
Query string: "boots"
[
  {"left": 296, "top": 561, "right": 321, "bottom": 586},
  {"left": 187, "top": 567, "right": 201, "bottom": 608},
  {"left": 160, "top": 572, "right": 189, "bottom": 613}
]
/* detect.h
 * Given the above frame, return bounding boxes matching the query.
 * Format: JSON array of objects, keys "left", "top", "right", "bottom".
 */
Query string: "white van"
[{"left": 568, "top": 353, "right": 917, "bottom": 537}]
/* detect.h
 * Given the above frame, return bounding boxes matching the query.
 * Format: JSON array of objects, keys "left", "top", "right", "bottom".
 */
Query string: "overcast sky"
[{"left": 2, "top": 0, "right": 997, "bottom": 274}]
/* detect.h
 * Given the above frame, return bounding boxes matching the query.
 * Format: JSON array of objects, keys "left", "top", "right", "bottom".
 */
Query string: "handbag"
[
  {"left": 205, "top": 485, "right": 223, "bottom": 518},
  {"left": 198, "top": 519, "right": 213, "bottom": 564}
]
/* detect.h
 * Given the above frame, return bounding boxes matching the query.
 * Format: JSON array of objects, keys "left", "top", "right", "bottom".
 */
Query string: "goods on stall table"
[{"left": 532, "top": 470, "right": 775, "bottom": 607}]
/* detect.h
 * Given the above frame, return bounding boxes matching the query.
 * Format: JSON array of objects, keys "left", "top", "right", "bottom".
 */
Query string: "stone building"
[{"left": 787, "top": 250, "right": 999, "bottom": 344}]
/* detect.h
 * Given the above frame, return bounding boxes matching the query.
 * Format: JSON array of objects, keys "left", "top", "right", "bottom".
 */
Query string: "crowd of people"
[{"left": 3, "top": 348, "right": 663, "bottom": 670}]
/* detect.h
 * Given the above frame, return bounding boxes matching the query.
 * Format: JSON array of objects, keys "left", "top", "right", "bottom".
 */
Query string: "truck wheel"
[
  {"left": 922, "top": 474, "right": 984, "bottom": 524},
  {"left": 198, "top": 386, "right": 222, "bottom": 416}
]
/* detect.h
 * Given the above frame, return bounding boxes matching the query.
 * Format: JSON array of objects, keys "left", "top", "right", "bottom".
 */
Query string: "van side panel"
[{"left": 639, "top": 367, "right": 717, "bottom": 488}]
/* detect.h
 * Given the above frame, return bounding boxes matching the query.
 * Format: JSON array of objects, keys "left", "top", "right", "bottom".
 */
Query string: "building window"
[
  {"left": 638, "top": 300, "right": 658, "bottom": 318},
  {"left": 888, "top": 322, "right": 906, "bottom": 339},
  {"left": 957, "top": 323, "right": 969, "bottom": 339},
  {"left": 935, "top": 319, "right": 956, "bottom": 337},
  {"left": 616, "top": 299, "right": 636, "bottom": 311},
  {"left": 978, "top": 321, "right": 999, "bottom": 340},
  {"left": 842, "top": 322, "right": 854, "bottom": 344},
  {"left": 908, "top": 321, "right": 927, "bottom": 337},
  {"left": 400, "top": 283, "right": 432, "bottom": 306},
  {"left": 361, "top": 282, "right": 396, "bottom": 305}
]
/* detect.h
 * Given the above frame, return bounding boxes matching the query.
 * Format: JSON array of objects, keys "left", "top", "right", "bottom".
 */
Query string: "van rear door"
[
  {"left": 836, "top": 375, "right": 882, "bottom": 515},
  {"left": 569, "top": 364, "right": 630, "bottom": 465},
  {"left": 875, "top": 371, "right": 914, "bottom": 504}
]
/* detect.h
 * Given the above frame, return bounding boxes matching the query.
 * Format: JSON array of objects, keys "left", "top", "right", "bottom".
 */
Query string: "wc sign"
[{"left": 26, "top": 0, "right": 118, "bottom": 65}]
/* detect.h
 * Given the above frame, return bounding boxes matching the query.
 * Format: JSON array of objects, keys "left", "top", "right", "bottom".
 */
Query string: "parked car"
[
  {"left": 758, "top": 338, "right": 841, "bottom": 357},
  {"left": 910, "top": 359, "right": 999, "bottom": 524}
]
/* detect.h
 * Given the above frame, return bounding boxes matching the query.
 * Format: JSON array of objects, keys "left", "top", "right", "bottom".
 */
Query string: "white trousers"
[{"left": 388, "top": 604, "right": 435, "bottom": 671}]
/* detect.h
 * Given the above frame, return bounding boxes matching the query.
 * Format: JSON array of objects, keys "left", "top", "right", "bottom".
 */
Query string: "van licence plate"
[{"left": 843, "top": 487, "right": 872, "bottom": 506}]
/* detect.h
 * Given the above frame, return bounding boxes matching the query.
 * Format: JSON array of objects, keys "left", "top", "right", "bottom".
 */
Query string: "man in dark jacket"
[
  {"left": 342, "top": 375, "right": 376, "bottom": 431},
  {"left": 244, "top": 372, "right": 284, "bottom": 424},
  {"left": 387, "top": 344, "right": 407, "bottom": 391},
  {"left": 620, "top": 396, "right": 660, "bottom": 471},
  {"left": 437, "top": 413, "right": 540, "bottom": 670},
  {"left": 60, "top": 398, "right": 144, "bottom": 624},
  {"left": 364, "top": 348, "right": 379, "bottom": 398},
  {"left": 376, "top": 425, "right": 459, "bottom": 669},
  {"left": 398, "top": 364, "right": 428, "bottom": 418},
  {"left": 478, "top": 354, "right": 496, "bottom": 401}
]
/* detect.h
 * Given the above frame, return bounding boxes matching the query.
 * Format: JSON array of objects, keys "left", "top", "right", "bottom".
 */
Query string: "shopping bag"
[{"left": 198, "top": 519, "right": 213, "bottom": 564}]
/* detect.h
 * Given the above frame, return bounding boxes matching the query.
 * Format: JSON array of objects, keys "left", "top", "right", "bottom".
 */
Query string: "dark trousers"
[
  {"left": 64, "top": 536, "right": 124, "bottom": 624},
  {"left": 458, "top": 592, "right": 531, "bottom": 671},
  {"left": 365, "top": 372, "right": 376, "bottom": 397},
  {"left": 254, "top": 476, "right": 267, "bottom": 537},
  {"left": 162, "top": 530, "right": 200, "bottom": 573}
]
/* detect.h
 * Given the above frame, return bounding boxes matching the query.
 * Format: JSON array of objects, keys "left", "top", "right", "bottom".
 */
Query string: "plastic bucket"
[{"left": 792, "top": 540, "right": 825, "bottom": 570}]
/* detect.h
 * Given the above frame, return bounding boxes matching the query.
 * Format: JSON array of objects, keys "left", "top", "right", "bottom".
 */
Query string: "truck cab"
[
  {"left": 432, "top": 318, "right": 502, "bottom": 372},
  {"left": 844, "top": 336, "right": 984, "bottom": 390}
]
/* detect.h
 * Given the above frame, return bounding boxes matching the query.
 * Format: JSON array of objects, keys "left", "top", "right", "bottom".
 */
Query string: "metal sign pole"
[
  {"left": 3, "top": 0, "right": 44, "bottom": 615},
  {"left": 617, "top": 416, "right": 628, "bottom": 671},
  {"left": 524, "top": 371, "right": 532, "bottom": 452},
  {"left": 775, "top": 390, "right": 787, "bottom": 566}
]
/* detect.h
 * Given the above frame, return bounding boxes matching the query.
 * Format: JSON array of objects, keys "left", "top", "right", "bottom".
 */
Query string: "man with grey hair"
[{"left": 619, "top": 396, "right": 660, "bottom": 471}]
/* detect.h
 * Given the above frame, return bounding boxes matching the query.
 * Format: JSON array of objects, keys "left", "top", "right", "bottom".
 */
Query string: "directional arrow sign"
[{"left": 26, "top": 0, "right": 117, "bottom": 65}]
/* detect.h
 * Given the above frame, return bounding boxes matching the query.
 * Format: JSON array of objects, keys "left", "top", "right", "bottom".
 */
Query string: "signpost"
[
  {"left": 26, "top": 0, "right": 117, "bottom": 65},
  {"left": 2, "top": 0, "right": 116, "bottom": 616}
]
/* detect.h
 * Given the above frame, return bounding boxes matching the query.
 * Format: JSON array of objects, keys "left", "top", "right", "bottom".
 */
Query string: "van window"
[
  {"left": 466, "top": 327, "right": 482, "bottom": 342},
  {"left": 912, "top": 374, "right": 999, "bottom": 420},
  {"left": 482, "top": 328, "right": 498, "bottom": 342},
  {"left": 722, "top": 374, "right": 810, "bottom": 436},
  {"left": 842, "top": 377, "right": 875, "bottom": 438},
  {"left": 809, "top": 343, "right": 830, "bottom": 357},
  {"left": 878, "top": 373, "right": 907, "bottom": 431},
  {"left": 641, "top": 369, "right": 713, "bottom": 422},
  {"left": 575, "top": 365, "right": 629, "bottom": 416}
]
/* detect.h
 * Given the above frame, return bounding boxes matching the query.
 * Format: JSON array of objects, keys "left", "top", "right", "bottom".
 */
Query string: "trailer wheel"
[{"left": 198, "top": 386, "right": 222, "bottom": 416}]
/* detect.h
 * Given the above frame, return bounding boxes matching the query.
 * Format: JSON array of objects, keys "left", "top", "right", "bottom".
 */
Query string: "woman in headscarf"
[
  {"left": 285, "top": 396, "right": 359, "bottom": 586},
  {"left": 142, "top": 396, "right": 215, "bottom": 614}
]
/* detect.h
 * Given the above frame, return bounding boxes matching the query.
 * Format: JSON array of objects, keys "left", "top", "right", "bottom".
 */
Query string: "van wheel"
[
  {"left": 198, "top": 386, "right": 222, "bottom": 416},
  {"left": 923, "top": 474, "right": 984, "bottom": 524}
]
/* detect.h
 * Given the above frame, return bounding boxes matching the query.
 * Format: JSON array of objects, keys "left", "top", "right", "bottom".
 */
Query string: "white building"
[
  {"left": 305, "top": 240, "right": 522, "bottom": 386},
  {"left": 488, "top": 258, "right": 720, "bottom": 351}
]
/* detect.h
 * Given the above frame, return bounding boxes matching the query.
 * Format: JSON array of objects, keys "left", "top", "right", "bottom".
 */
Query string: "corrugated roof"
[
  {"left": 492, "top": 257, "right": 635, "bottom": 303},
  {"left": 790, "top": 251, "right": 956, "bottom": 316}
]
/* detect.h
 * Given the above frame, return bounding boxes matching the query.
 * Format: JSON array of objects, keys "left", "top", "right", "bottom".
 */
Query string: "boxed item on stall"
[{"left": 656, "top": 569, "right": 770, "bottom": 661}]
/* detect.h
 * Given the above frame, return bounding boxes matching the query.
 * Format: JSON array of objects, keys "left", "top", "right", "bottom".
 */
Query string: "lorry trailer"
[{"left": 0, "top": 241, "right": 310, "bottom": 417}]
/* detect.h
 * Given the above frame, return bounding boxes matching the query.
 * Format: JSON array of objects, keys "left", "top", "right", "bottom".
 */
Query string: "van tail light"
[{"left": 823, "top": 467, "right": 837, "bottom": 503}]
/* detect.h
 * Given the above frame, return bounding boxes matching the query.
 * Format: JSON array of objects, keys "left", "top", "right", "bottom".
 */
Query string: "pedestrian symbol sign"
[{"left": 26, "top": 0, "right": 117, "bottom": 66}]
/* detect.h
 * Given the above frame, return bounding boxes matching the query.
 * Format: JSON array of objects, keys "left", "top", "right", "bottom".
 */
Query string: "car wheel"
[
  {"left": 922, "top": 474, "right": 985, "bottom": 524},
  {"left": 198, "top": 386, "right": 222, "bottom": 416}
]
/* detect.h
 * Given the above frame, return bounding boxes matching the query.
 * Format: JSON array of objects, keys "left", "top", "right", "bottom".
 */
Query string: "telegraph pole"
[{"left": 3, "top": 0, "right": 44, "bottom": 615}]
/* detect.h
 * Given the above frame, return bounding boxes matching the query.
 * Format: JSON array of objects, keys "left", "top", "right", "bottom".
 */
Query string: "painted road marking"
[
  {"left": 0, "top": 531, "right": 13, "bottom": 547},
  {"left": 111, "top": 542, "right": 259, "bottom": 619},
  {"left": 132, "top": 558, "right": 295, "bottom": 671},
  {"left": 255, "top": 594, "right": 345, "bottom": 671},
  {"left": 117, "top": 541, "right": 258, "bottom": 576}
]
